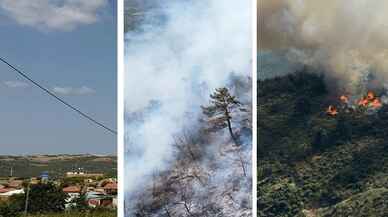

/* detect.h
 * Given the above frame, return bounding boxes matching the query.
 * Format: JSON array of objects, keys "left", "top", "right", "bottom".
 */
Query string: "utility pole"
[
  {"left": 24, "top": 180, "right": 31, "bottom": 216},
  {"left": 10, "top": 167, "right": 13, "bottom": 177}
]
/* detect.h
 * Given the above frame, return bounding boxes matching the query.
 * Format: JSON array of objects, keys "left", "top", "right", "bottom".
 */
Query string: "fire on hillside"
[{"left": 327, "top": 91, "right": 383, "bottom": 116}]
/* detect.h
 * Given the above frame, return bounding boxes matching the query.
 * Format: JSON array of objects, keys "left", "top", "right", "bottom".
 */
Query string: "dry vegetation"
[{"left": 127, "top": 77, "right": 252, "bottom": 217}]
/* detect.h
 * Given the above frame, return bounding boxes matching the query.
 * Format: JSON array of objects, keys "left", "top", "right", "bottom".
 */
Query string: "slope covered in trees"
[
  {"left": 129, "top": 76, "right": 252, "bottom": 217},
  {"left": 258, "top": 69, "right": 388, "bottom": 217}
]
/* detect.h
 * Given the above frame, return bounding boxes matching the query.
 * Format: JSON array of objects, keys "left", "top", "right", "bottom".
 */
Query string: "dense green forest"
[{"left": 258, "top": 69, "right": 388, "bottom": 217}]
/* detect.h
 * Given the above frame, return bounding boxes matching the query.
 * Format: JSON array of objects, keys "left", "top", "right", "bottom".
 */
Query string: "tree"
[
  {"left": 19, "top": 183, "right": 67, "bottom": 213},
  {"left": 202, "top": 87, "right": 242, "bottom": 146},
  {"left": 202, "top": 87, "right": 248, "bottom": 177}
]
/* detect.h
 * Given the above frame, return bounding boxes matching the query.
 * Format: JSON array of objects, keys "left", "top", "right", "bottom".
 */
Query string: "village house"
[
  {"left": 86, "top": 191, "right": 116, "bottom": 209},
  {"left": 83, "top": 180, "right": 118, "bottom": 209},
  {"left": 94, "top": 187, "right": 106, "bottom": 194},
  {"left": 103, "top": 182, "right": 117, "bottom": 195},
  {"left": 63, "top": 185, "right": 81, "bottom": 197},
  {"left": 30, "top": 177, "right": 40, "bottom": 185},
  {"left": 0, "top": 178, "right": 25, "bottom": 201},
  {"left": 8, "top": 180, "right": 23, "bottom": 189},
  {"left": 0, "top": 188, "right": 24, "bottom": 201},
  {"left": 63, "top": 185, "right": 81, "bottom": 208},
  {"left": 65, "top": 171, "right": 104, "bottom": 178}
]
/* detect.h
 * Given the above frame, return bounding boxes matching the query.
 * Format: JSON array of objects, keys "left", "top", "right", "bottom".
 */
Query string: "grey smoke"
[
  {"left": 125, "top": 0, "right": 251, "bottom": 209},
  {"left": 259, "top": 0, "right": 388, "bottom": 92}
]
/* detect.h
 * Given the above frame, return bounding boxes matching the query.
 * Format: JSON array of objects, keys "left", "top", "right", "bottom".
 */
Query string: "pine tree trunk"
[
  {"left": 184, "top": 202, "right": 194, "bottom": 217},
  {"left": 164, "top": 206, "right": 172, "bottom": 217},
  {"left": 226, "top": 115, "right": 238, "bottom": 146},
  {"left": 237, "top": 147, "right": 247, "bottom": 177},
  {"left": 224, "top": 108, "right": 246, "bottom": 176}
]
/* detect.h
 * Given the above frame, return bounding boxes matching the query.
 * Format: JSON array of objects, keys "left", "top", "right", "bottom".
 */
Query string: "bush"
[
  {"left": 11, "top": 183, "right": 67, "bottom": 214},
  {"left": 0, "top": 202, "right": 21, "bottom": 217},
  {"left": 258, "top": 179, "right": 304, "bottom": 217}
]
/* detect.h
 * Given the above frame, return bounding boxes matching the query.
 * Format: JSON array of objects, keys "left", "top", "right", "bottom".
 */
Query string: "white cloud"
[
  {"left": 4, "top": 80, "right": 29, "bottom": 88},
  {"left": 52, "top": 86, "right": 95, "bottom": 95},
  {"left": 0, "top": 0, "right": 108, "bottom": 31}
]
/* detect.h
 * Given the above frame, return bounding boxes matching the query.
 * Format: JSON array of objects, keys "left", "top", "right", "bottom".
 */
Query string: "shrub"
[
  {"left": 0, "top": 202, "right": 21, "bottom": 217},
  {"left": 11, "top": 183, "right": 67, "bottom": 214}
]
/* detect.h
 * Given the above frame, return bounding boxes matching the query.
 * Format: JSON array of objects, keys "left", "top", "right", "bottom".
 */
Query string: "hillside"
[
  {"left": 127, "top": 77, "right": 253, "bottom": 216},
  {"left": 258, "top": 69, "right": 388, "bottom": 217},
  {"left": 0, "top": 154, "right": 116, "bottom": 179}
]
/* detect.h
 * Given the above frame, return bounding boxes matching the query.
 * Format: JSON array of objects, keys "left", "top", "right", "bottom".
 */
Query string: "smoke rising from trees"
[{"left": 125, "top": 0, "right": 251, "bottom": 214}]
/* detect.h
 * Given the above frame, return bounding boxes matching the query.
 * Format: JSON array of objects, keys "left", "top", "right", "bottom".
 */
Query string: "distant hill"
[
  {"left": 258, "top": 69, "right": 388, "bottom": 217},
  {"left": 0, "top": 154, "right": 116, "bottom": 179}
]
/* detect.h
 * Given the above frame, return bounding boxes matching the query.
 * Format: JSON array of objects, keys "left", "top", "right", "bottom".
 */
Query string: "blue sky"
[{"left": 0, "top": 0, "right": 116, "bottom": 155}]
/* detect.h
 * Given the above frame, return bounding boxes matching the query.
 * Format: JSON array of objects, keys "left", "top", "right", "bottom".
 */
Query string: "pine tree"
[{"left": 201, "top": 87, "right": 241, "bottom": 146}]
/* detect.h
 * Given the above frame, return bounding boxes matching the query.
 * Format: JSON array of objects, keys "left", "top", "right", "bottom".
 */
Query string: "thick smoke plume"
[
  {"left": 125, "top": 0, "right": 251, "bottom": 213},
  {"left": 259, "top": 0, "right": 388, "bottom": 93}
]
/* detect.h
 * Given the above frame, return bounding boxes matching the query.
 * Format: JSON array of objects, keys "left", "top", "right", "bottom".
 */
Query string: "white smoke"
[{"left": 125, "top": 0, "right": 251, "bottom": 211}]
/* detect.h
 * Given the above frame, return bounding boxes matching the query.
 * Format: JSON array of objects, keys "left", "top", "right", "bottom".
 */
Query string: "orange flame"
[
  {"left": 357, "top": 91, "right": 382, "bottom": 108},
  {"left": 327, "top": 105, "right": 338, "bottom": 116},
  {"left": 372, "top": 98, "right": 382, "bottom": 108},
  {"left": 340, "top": 95, "right": 349, "bottom": 104},
  {"left": 326, "top": 91, "right": 383, "bottom": 116},
  {"left": 367, "top": 91, "right": 375, "bottom": 100},
  {"left": 358, "top": 97, "right": 369, "bottom": 107}
]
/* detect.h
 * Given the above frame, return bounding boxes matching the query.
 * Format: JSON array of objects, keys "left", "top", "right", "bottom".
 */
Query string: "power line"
[{"left": 0, "top": 57, "right": 117, "bottom": 135}]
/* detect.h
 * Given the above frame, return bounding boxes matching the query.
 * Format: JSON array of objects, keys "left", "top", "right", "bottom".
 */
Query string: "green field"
[
  {"left": 27, "top": 210, "right": 116, "bottom": 217},
  {"left": 0, "top": 155, "right": 117, "bottom": 178}
]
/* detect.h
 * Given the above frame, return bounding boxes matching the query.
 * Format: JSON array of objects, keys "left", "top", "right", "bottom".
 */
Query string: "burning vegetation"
[
  {"left": 326, "top": 91, "right": 383, "bottom": 116},
  {"left": 326, "top": 105, "right": 338, "bottom": 116},
  {"left": 259, "top": 70, "right": 388, "bottom": 217}
]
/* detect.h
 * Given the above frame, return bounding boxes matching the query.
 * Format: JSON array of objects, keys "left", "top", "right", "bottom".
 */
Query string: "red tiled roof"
[
  {"left": 103, "top": 182, "right": 117, "bottom": 190},
  {"left": 0, "top": 188, "right": 15, "bottom": 193},
  {"left": 88, "top": 199, "right": 100, "bottom": 206},
  {"left": 63, "top": 186, "right": 81, "bottom": 193},
  {"left": 8, "top": 180, "right": 23, "bottom": 188}
]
